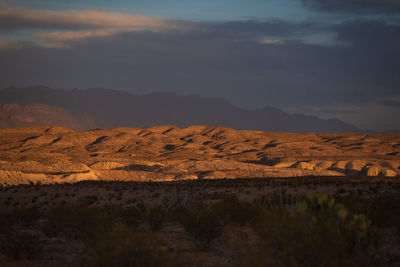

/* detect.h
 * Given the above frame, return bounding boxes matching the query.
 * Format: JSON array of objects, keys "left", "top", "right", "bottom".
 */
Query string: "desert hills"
[{"left": 0, "top": 126, "right": 399, "bottom": 185}]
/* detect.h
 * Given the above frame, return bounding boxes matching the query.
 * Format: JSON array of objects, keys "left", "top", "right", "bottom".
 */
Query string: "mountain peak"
[{"left": 0, "top": 86, "right": 362, "bottom": 133}]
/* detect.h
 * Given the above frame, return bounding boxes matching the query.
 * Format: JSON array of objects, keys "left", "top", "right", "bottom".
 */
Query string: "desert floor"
[{"left": 0, "top": 178, "right": 400, "bottom": 266}]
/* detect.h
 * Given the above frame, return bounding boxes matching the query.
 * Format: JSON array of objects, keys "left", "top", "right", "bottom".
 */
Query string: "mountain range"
[{"left": 0, "top": 85, "right": 361, "bottom": 132}]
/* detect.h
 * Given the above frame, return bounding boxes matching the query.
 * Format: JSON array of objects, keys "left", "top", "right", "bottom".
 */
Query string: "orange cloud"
[
  {"left": 35, "top": 30, "right": 115, "bottom": 47},
  {"left": 259, "top": 39, "right": 285, "bottom": 45},
  {"left": 0, "top": 5, "right": 191, "bottom": 46},
  {"left": 0, "top": 40, "right": 22, "bottom": 50},
  {"left": 0, "top": 5, "right": 180, "bottom": 30}
]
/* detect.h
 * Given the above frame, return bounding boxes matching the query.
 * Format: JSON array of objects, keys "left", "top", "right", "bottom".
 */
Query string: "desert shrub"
[
  {"left": 212, "top": 198, "right": 258, "bottom": 226},
  {"left": 103, "top": 205, "right": 141, "bottom": 227},
  {"left": 368, "top": 196, "right": 400, "bottom": 231},
  {"left": 336, "top": 187, "right": 346, "bottom": 194},
  {"left": 177, "top": 203, "right": 224, "bottom": 250},
  {"left": 0, "top": 213, "right": 15, "bottom": 236},
  {"left": 43, "top": 204, "right": 111, "bottom": 238},
  {"left": 78, "top": 222, "right": 177, "bottom": 267},
  {"left": 13, "top": 207, "right": 42, "bottom": 227},
  {"left": 247, "top": 194, "right": 379, "bottom": 267},
  {"left": 0, "top": 215, "right": 42, "bottom": 260},
  {"left": 135, "top": 203, "right": 168, "bottom": 231},
  {"left": 0, "top": 230, "right": 42, "bottom": 260},
  {"left": 82, "top": 195, "right": 99, "bottom": 205},
  {"left": 207, "top": 191, "right": 237, "bottom": 200},
  {"left": 295, "top": 194, "right": 378, "bottom": 251},
  {"left": 134, "top": 193, "right": 190, "bottom": 231},
  {"left": 253, "top": 190, "right": 303, "bottom": 215},
  {"left": 338, "top": 195, "right": 400, "bottom": 231}
]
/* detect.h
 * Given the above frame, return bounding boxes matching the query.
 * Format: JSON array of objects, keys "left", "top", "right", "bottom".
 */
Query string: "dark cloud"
[
  {"left": 301, "top": 0, "right": 400, "bottom": 14},
  {"left": 335, "top": 19, "right": 400, "bottom": 47},
  {"left": 0, "top": 4, "right": 326, "bottom": 49},
  {"left": 381, "top": 99, "right": 400, "bottom": 107},
  {"left": 204, "top": 19, "right": 324, "bottom": 38},
  {"left": 332, "top": 19, "right": 400, "bottom": 86}
]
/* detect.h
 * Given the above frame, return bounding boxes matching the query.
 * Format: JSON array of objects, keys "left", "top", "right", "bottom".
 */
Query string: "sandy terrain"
[{"left": 0, "top": 125, "right": 399, "bottom": 185}]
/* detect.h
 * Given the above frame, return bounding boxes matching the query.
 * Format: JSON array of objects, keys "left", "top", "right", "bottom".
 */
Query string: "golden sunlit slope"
[{"left": 0, "top": 126, "right": 399, "bottom": 185}]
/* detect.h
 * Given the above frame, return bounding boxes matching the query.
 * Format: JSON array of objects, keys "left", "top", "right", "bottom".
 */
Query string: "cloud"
[
  {"left": 301, "top": 0, "right": 400, "bottom": 14},
  {"left": 0, "top": 5, "right": 182, "bottom": 30},
  {"left": 211, "top": 19, "right": 325, "bottom": 39},
  {"left": 0, "top": 5, "right": 194, "bottom": 46},
  {"left": 0, "top": 4, "right": 326, "bottom": 47},
  {"left": 259, "top": 39, "right": 285, "bottom": 45},
  {"left": 35, "top": 30, "right": 115, "bottom": 47},
  {"left": 380, "top": 99, "right": 400, "bottom": 107},
  {"left": 0, "top": 5, "right": 331, "bottom": 47},
  {"left": 334, "top": 19, "right": 400, "bottom": 48}
]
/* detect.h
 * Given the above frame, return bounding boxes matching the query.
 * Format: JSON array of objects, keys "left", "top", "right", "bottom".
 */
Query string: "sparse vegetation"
[
  {"left": 0, "top": 178, "right": 399, "bottom": 266},
  {"left": 79, "top": 223, "right": 178, "bottom": 267}
]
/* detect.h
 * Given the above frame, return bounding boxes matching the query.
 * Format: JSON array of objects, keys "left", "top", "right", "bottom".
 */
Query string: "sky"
[{"left": 0, "top": 0, "right": 399, "bottom": 131}]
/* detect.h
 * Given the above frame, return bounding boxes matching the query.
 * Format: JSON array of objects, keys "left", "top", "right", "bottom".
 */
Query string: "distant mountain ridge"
[
  {"left": 0, "top": 85, "right": 361, "bottom": 132},
  {"left": 0, "top": 103, "right": 108, "bottom": 130}
]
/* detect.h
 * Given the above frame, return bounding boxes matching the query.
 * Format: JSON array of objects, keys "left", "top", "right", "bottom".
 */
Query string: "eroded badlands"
[{"left": 0, "top": 126, "right": 399, "bottom": 185}]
